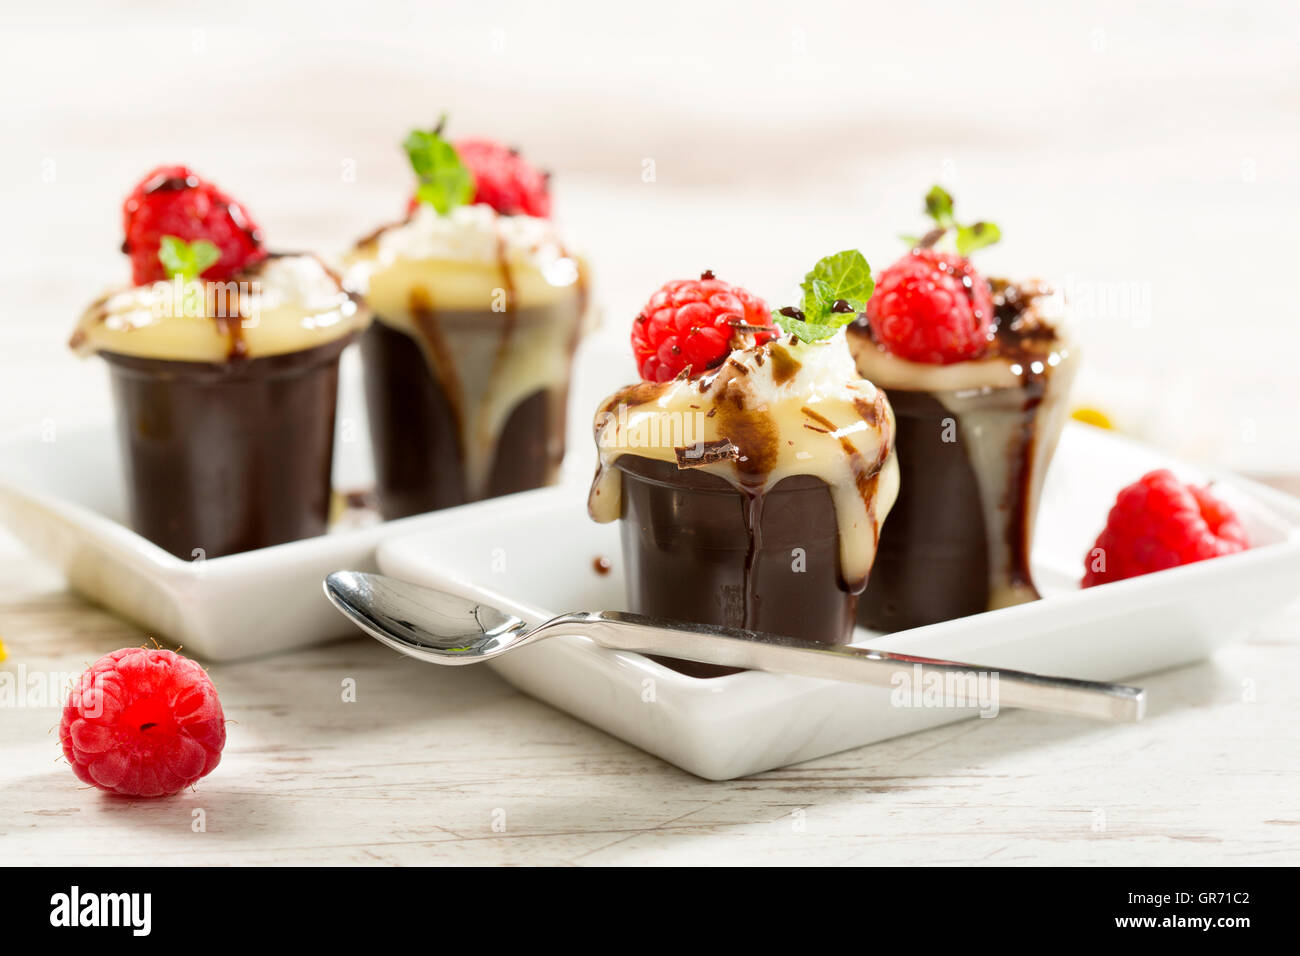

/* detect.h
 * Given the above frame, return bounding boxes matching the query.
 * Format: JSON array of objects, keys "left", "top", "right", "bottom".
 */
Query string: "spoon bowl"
[{"left": 325, "top": 570, "right": 532, "bottom": 664}]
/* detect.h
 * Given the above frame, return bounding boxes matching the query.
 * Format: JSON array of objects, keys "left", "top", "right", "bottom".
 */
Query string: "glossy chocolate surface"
[
  {"left": 616, "top": 456, "right": 857, "bottom": 678},
  {"left": 102, "top": 337, "right": 349, "bottom": 560},
  {"left": 855, "top": 389, "right": 994, "bottom": 629},
  {"left": 360, "top": 319, "right": 556, "bottom": 519},
  {"left": 852, "top": 277, "right": 1073, "bottom": 630}
]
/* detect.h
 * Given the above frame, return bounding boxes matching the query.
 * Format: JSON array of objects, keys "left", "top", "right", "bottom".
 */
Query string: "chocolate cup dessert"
[
  {"left": 345, "top": 204, "right": 588, "bottom": 520},
  {"left": 848, "top": 278, "right": 1078, "bottom": 631},
  {"left": 361, "top": 321, "right": 554, "bottom": 515},
  {"left": 617, "top": 457, "right": 857, "bottom": 678},
  {"left": 103, "top": 339, "right": 347, "bottom": 560},
  {"left": 72, "top": 254, "right": 370, "bottom": 559},
  {"left": 590, "top": 335, "right": 899, "bottom": 679},
  {"left": 360, "top": 303, "right": 577, "bottom": 519}
]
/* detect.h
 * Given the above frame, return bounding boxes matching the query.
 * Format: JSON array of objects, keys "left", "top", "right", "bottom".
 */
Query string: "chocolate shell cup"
[
  {"left": 101, "top": 337, "right": 350, "bottom": 560},
  {"left": 856, "top": 386, "right": 1009, "bottom": 631},
  {"left": 361, "top": 304, "right": 576, "bottom": 520},
  {"left": 851, "top": 280, "right": 1077, "bottom": 632},
  {"left": 615, "top": 456, "right": 858, "bottom": 678}
]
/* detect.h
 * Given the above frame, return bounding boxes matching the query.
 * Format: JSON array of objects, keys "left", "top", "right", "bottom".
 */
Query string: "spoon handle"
[{"left": 553, "top": 611, "right": 1145, "bottom": 722}]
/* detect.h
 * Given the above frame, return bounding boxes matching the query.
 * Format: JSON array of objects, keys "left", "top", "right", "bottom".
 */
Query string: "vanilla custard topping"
[
  {"left": 72, "top": 254, "right": 368, "bottom": 362},
  {"left": 343, "top": 202, "right": 589, "bottom": 501},
  {"left": 847, "top": 279, "right": 1078, "bottom": 610},
  {"left": 590, "top": 331, "right": 899, "bottom": 589},
  {"left": 343, "top": 203, "right": 583, "bottom": 317}
]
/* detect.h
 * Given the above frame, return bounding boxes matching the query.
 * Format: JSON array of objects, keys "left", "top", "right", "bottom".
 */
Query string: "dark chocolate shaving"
[{"left": 675, "top": 438, "right": 740, "bottom": 468}]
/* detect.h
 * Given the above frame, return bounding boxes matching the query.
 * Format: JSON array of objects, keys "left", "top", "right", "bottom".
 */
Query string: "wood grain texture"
[{"left": 2, "top": 549, "right": 1297, "bottom": 866}]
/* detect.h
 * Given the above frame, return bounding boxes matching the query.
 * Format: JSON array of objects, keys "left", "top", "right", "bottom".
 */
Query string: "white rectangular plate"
[
  {"left": 0, "top": 341, "right": 611, "bottom": 661},
  {"left": 0, "top": 420, "right": 435, "bottom": 661},
  {"left": 376, "top": 423, "right": 1300, "bottom": 780}
]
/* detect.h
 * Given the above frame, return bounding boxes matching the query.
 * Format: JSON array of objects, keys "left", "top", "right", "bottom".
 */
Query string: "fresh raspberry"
[
  {"left": 1082, "top": 470, "right": 1249, "bottom": 587},
  {"left": 122, "top": 165, "right": 266, "bottom": 286},
  {"left": 456, "top": 138, "right": 552, "bottom": 217},
  {"left": 632, "top": 272, "right": 776, "bottom": 382},
  {"left": 864, "top": 248, "right": 995, "bottom": 364},
  {"left": 60, "top": 647, "right": 226, "bottom": 798},
  {"left": 407, "top": 139, "right": 553, "bottom": 218}
]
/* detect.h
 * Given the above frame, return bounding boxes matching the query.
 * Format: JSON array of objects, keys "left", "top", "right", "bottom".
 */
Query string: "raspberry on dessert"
[
  {"left": 455, "top": 138, "right": 552, "bottom": 218},
  {"left": 404, "top": 137, "right": 552, "bottom": 218},
  {"left": 122, "top": 165, "right": 266, "bottom": 286},
  {"left": 60, "top": 647, "right": 226, "bottom": 798},
  {"left": 1082, "top": 469, "right": 1249, "bottom": 587},
  {"left": 864, "top": 248, "right": 995, "bottom": 364},
  {"left": 632, "top": 272, "right": 776, "bottom": 382}
]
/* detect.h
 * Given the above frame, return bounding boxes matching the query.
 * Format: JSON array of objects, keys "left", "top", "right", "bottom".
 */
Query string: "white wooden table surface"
[
  {"left": 2, "top": 542, "right": 1297, "bottom": 867},
  {"left": 3, "top": 0, "right": 1299, "bottom": 866}
]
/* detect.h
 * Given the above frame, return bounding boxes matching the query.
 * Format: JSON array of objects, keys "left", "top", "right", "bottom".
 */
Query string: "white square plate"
[
  {"left": 4, "top": 337, "right": 1299, "bottom": 779},
  {"left": 376, "top": 423, "right": 1300, "bottom": 780},
  {"left": 0, "top": 340, "right": 610, "bottom": 661},
  {"left": 0, "top": 419, "right": 431, "bottom": 661}
]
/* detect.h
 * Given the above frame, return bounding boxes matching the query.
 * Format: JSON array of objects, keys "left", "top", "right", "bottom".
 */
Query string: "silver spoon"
[{"left": 323, "top": 571, "right": 1145, "bottom": 722}]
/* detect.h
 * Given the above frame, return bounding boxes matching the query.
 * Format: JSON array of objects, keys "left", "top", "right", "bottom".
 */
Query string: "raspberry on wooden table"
[{"left": 60, "top": 647, "right": 226, "bottom": 798}]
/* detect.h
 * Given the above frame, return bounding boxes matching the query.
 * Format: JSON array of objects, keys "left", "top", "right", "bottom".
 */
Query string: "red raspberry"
[
  {"left": 632, "top": 272, "right": 775, "bottom": 382},
  {"left": 1082, "top": 470, "right": 1249, "bottom": 587},
  {"left": 865, "top": 248, "right": 994, "bottom": 364},
  {"left": 122, "top": 165, "right": 266, "bottom": 286},
  {"left": 60, "top": 647, "right": 226, "bottom": 798},
  {"left": 404, "top": 139, "right": 552, "bottom": 218},
  {"left": 457, "top": 138, "right": 551, "bottom": 217}
]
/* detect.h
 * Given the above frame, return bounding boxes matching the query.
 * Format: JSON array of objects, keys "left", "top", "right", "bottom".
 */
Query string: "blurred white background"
[{"left": 3, "top": 0, "right": 1298, "bottom": 473}]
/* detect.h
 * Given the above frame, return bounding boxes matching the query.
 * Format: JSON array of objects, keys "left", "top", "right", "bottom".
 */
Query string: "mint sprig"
[
  {"left": 403, "top": 120, "right": 474, "bottom": 215},
  {"left": 772, "top": 249, "right": 874, "bottom": 343},
  {"left": 158, "top": 235, "right": 220, "bottom": 281},
  {"left": 902, "top": 185, "right": 1001, "bottom": 257}
]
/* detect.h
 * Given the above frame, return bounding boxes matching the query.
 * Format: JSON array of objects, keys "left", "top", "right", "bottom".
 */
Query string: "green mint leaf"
[
  {"left": 924, "top": 185, "right": 955, "bottom": 227},
  {"left": 911, "top": 186, "right": 1001, "bottom": 255},
  {"left": 403, "top": 124, "right": 474, "bottom": 215},
  {"left": 800, "top": 278, "right": 835, "bottom": 325},
  {"left": 771, "top": 308, "right": 832, "bottom": 343},
  {"left": 799, "top": 249, "right": 874, "bottom": 310},
  {"left": 955, "top": 221, "right": 1002, "bottom": 256},
  {"left": 774, "top": 249, "right": 875, "bottom": 343},
  {"left": 158, "top": 235, "right": 221, "bottom": 280}
]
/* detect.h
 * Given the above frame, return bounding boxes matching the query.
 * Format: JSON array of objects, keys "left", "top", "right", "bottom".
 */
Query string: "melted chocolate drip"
[
  {"left": 364, "top": 213, "right": 587, "bottom": 518},
  {"left": 850, "top": 277, "right": 1069, "bottom": 630},
  {"left": 768, "top": 344, "right": 801, "bottom": 385},
  {"left": 599, "top": 338, "right": 893, "bottom": 657},
  {"left": 613, "top": 457, "right": 857, "bottom": 678}
]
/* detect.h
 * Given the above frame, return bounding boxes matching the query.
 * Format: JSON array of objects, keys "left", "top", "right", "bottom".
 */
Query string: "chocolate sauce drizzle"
[
  {"left": 594, "top": 339, "right": 895, "bottom": 610},
  {"left": 391, "top": 209, "right": 588, "bottom": 501},
  {"left": 849, "top": 276, "right": 1071, "bottom": 611}
]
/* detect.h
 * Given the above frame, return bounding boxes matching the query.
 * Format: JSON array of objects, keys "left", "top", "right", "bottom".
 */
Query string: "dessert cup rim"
[
  {"left": 613, "top": 455, "right": 831, "bottom": 497},
  {"left": 97, "top": 332, "right": 356, "bottom": 381}
]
